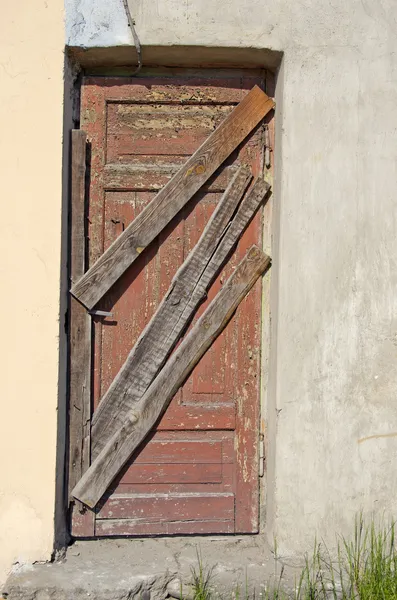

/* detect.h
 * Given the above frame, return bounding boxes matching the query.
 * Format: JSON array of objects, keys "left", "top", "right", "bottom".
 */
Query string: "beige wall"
[{"left": 0, "top": 0, "right": 65, "bottom": 585}]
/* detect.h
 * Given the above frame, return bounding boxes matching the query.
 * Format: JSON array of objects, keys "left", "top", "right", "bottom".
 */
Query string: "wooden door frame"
[
  {"left": 67, "top": 66, "right": 275, "bottom": 538},
  {"left": 68, "top": 129, "right": 95, "bottom": 536}
]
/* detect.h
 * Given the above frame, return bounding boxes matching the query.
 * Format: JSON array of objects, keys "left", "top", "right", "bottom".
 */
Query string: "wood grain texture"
[
  {"left": 71, "top": 86, "right": 274, "bottom": 309},
  {"left": 114, "top": 432, "right": 235, "bottom": 493},
  {"left": 157, "top": 402, "right": 236, "bottom": 431},
  {"left": 155, "top": 402, "right": 236, "bottom": 431},
  {"left": 122, "top": 439, "right": 223, "bottom": 464},
  {"left": 95, "top": 518, "right": 235, "bottom": 536},
  {"left": 103, "top": 162, "right": 239, "bottom": 193},
  {"left": 91, "top": 166, "right": 254, "bottom": 457},
  {"left": 72, "top": 245, "right": 271, "bottom": 507},
  {"left": 106, "top": 102, "right": 234, "bottom": 159},
  {"left": 119, "top": 463, "right": 223, "bottom": 485},
  {"left": 68, "top": 130, "right": 94, "bottom": 536},
  {"left": 77, "top": 72, "right": 273, "bottom": 535},
  {"left": 97, "top": 493, "right": 234, "bottom": 520}
]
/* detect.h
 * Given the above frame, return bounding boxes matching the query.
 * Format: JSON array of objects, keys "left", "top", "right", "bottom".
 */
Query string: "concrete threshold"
[{"left": 3, "top": 536, "right": 280, "bottom": 600}]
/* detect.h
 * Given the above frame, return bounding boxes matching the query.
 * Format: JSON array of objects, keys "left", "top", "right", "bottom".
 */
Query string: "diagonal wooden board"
[
  {"left": 72, "top": 245, "right": 271, "bottom": 508},
  {"left": 71, "top": 85, "right": 275, "bottom": 309},
  {"left": 91, "top": 165, "right": 252, "bottom": 454},
  {"left": 91, "top": 174, "right": 270, "bottom": 458}
]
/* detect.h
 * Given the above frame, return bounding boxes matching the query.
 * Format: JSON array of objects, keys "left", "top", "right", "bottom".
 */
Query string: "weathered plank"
[
  {"left": 98, "top": 493, "right": 234, "bottom": 520},
  {"left": 68, "top": 130, "right": 94, "bottom": 535},
  {"left": 119, "top": 463, "right": 223, "bottom": 485},
  {"left": 72, "top": 245, "right": 271, "bottom": 507},
  {"left": 156, "top": 402, "right": 236, "bottom": 431},
  {"left": 94, "top": 518, "right": 235, "bottom": 536},
  {"left": 71, "top": 86, "right": 275, "bottom": 309},
  {"left": 182, "top": 178, "right": 270, "bottom": 316},
  {"left": 92, "top": 167, "right": 251, "bottom": 458},
  {"left": 123, "top": 439, "right": 223, "bottom": 464},
  {"left": 106, "top": 102, "right": 234, "bottom": 159},
  {"left": 91, "top": 166, "right": 252, "bottom": 455},
  {"left": 91, "top": 175, "right": 270, "bottom": 458},
  {"left": 103, "top": 162, "right": 240, "bottom": 193}
]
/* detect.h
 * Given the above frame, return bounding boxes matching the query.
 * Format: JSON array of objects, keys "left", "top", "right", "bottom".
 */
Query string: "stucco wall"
[
  {"left": 67, "top": 0, "right": 397, "bottom": 557},
  {"left": 0, "top": 0, "right": 65, "bottom": 586}
]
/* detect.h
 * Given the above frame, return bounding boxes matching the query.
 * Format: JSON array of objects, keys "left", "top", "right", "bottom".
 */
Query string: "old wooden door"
[{"left": 73, "top": 71, "right": 272, "bottom": 536}]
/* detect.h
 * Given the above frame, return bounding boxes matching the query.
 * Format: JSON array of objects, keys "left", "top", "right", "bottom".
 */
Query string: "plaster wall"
[
  {"left": 67, "top": 0, "right": 397, "bottom": 557},
  {"left": 0, "top": 0, "right": 65, "bottom": 586}
]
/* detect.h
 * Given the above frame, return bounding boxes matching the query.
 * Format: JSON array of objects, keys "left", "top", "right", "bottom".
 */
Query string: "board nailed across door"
[{"left": 70, "top": 71, "right": 274, "bottom": 537}]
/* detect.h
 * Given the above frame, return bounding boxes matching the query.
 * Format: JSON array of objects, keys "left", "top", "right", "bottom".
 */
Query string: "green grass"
[
  {"left": 336, "top": 515, "right": 397, "bottom": 600},
  {"left": 190, "top": 548, "right": 215, "bottom": 600},
  {"left": 187, "top": 516, "right": 397, "bottom": 600}
]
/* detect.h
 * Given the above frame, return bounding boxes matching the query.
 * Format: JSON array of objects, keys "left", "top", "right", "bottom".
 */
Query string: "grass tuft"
[
  {"left": 185, "top": 516, "right": 397, "bottom": 600},
  {"left": 190, "top": 547, "right": 215, "bottom": 600},
  {"left": 295, "top": 515, "right": 397, "bottom": 600}
]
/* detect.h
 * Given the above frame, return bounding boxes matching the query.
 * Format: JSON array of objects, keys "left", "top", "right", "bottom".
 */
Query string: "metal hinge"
[
  {"left": 89, "top": 309, "right": 113, "bottom": 318},
  {"left": 259, "top": 434, "right": 265, "bottom": 477},
  {"left": 264, "top": 124, "right": 271, "bottom": 170}
]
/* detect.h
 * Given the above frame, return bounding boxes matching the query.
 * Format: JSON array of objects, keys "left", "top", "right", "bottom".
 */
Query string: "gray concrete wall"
[{"left": 66, "top": 0, "right": 397, "bottom": 558}]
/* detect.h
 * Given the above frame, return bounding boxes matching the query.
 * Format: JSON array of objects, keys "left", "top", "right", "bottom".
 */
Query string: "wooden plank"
[
  {"left": 128, "top": 440, "right": 223, "bottom": 464},
  {"left": 109, "top": 433, "right": 234, "bottom": 495},
  {"left": 72, "top": 245, "right": 271, "bottom": 507},
  {"left": 69, "top": 129, "right": 90, "bottom": 493},
  {"left": 68, "top": 130, "right": 94, "bottom": 536},
  {"left": 90, "top": 166, "right": 252, "bottom": 456},
  {"left": 91, "top": 175, "right": 269, "bottom": 458},
  {"left": 156, "top": 402, "right": 236, "bottom": 430},
  {"left": 103, "top": 162, "right": 239, "bottom": 192},
  {"left": 95, "top": 519, "right": 235, "bottom": 536},
  {"left": 80, "top": 74, "right": 270, "bottom": 536},
  {"left": 84, "top": 76, "right": 265, "bottom": 104},
  {"left": 71, "top": 86, "right": 274, "bottom": 309},
  {"left": 97, "top": 493, "right": 234, "bottom": 520},
  {"left": 113, "top": 462, "right": 234, "bottom": 496},
  {"left": 119, "top": 463, "right": 223, "bottom": 485},
  {"left": 190, "top": 178, "right": 270, "bottom": 299},
  {"left": 106, "top": 103, "right": 234, "bottom": 159}
]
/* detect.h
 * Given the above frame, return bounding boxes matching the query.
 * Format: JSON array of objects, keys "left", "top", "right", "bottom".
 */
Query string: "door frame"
[{"left": 67, "top": 66, "right": 275, "bottom": 538}]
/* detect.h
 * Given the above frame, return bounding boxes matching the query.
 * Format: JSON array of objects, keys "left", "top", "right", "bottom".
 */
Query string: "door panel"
[{"left": 77, "top": 71, "right": 269, "bottom": 536}]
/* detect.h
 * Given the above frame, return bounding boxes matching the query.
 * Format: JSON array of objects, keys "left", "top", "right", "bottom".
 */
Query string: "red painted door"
[{"left": 77, "top": 71, "right": 270, "bottom": 536}]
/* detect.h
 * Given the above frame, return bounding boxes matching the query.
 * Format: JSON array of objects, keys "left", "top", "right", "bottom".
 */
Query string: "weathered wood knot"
[
  {"left": 128, "top": 411, "right": 139, "bottom": 425},
  {"left": 186, "top": 162, "right": 206, "bottom": 177},
  {"left": 248, "top": 245, "right": 260, "bottom": 259}
]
